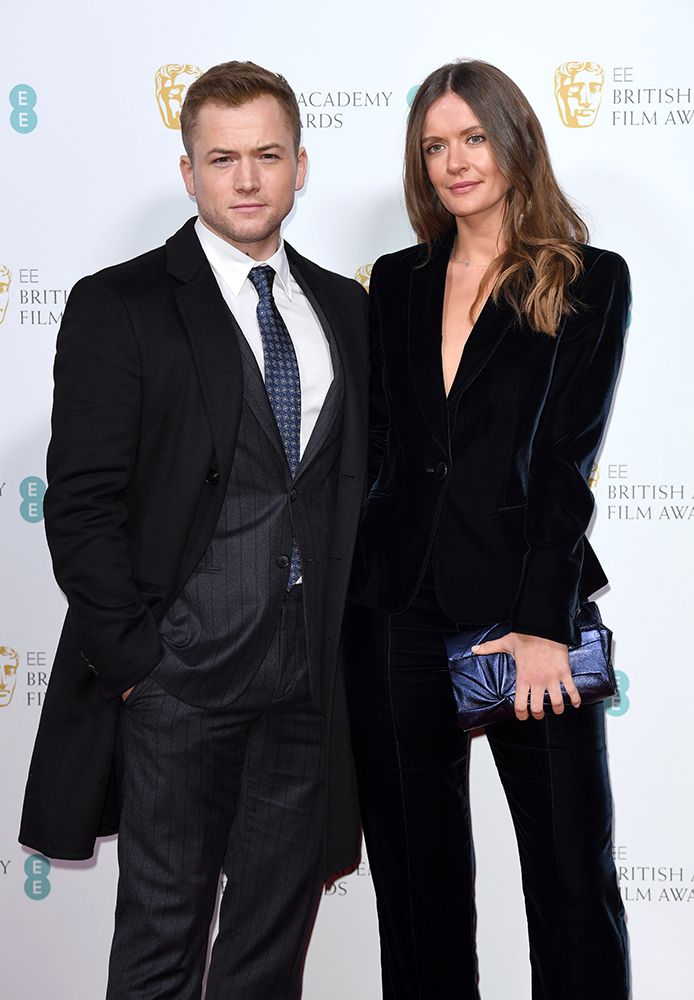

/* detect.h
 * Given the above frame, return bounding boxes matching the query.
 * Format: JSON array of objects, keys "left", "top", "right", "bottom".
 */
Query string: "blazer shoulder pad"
[
  {"left": 373, "top": 242, "right": 427, "bottom": 274},
  {"left": 576, "top": 244, "right": 630, "bottom": 283}
]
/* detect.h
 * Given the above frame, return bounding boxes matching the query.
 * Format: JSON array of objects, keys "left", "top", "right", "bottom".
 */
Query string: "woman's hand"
[{"left": 471, "top": 632, "right": 580, "bottom": 721}]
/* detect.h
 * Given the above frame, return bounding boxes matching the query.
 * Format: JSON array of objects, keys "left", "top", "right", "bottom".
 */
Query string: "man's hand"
[
  {"left": 471, "top": 632, "right": 580, "bottom": 721},
  {"left": 121, "top": 686, "right": 134, "bottom": 702}
]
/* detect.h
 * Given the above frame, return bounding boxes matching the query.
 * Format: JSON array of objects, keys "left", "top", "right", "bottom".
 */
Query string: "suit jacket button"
[
  {"left": 434, "top": 461, "right": 448, "bottom": 481},
  {"left": 276, "top": 554, "right": 290, "bottom": 569},
  {"left": 205, "top": 469, "right": 220, "bottom": 486},
  {"left": 289, "top": 488, "right": 297, "bottom": 502}
]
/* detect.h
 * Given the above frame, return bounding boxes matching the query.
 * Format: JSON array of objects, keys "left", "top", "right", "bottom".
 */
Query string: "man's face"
[
  {"left": 0, "top": 648, "right": 19, "bottom": 707},
  {"left": 557, "top": 69, "right": 604, "bottom": 127},
  {"left": 180, "top": 96, "right": 307, "bottom": 261}
]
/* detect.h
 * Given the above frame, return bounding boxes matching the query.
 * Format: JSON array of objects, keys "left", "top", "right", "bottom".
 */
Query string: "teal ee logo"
[
  {"left": 24, "top": 854, "right": 51, "bottom": 900},
  {"left": 19, "top": 475, "right": 46, "bottom": 522},
  {"left": 406, "top": 85, "right": 419, "bottom": 108},
  {"left": 606, "top": 669, "right": 630, "bottom": 717},
  {"left": 9, "top": 84, "right": 37, "bottom": 134}
]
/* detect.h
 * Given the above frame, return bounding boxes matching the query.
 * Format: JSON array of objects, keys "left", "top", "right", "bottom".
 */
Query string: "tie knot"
[{"left": 248, "top": 265, "right": 276, "bottom": 300}]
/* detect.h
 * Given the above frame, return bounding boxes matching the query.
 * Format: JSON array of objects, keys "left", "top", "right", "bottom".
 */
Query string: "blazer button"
[
  {"left": 276, "top": 554, "right": 290, "bottom": 569},
  {"left": 205, "top": 469, "right": 220, "bottom": 487},
  {"left": 434, "top": 462, "right": 448, "bottom": 481},
  {"left": 289, "top": 488, "right": 297, "bottom": 502}
]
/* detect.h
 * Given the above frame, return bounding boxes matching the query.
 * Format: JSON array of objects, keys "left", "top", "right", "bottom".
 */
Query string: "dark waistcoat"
[{"left": 152, "top": 315, "right": 344, "bottom": 710}]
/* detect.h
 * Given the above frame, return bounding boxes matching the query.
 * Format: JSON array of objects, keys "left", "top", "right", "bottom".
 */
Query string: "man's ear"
[
  {"left": 180, "top": 155, "right": 195, "bottom": 197},
  {"left": 295, "top": 147, "right": 308, "bottom": 193}
]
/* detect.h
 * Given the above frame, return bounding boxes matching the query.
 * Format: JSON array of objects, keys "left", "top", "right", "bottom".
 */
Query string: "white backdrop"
[{"left": 2, "top": 1, "right": 693, "bottom": 997}]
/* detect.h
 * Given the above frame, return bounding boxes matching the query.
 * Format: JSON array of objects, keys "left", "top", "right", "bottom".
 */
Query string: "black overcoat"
[
  {"left": 20, "top": 218, "right": 369, "bottom": 873},
  {"left": 350, "top": 238, "right": 630, "bottom": 646}
]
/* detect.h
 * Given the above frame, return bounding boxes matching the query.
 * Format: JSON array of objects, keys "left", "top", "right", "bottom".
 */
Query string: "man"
[{"left": 20, "top": 61, "right": 368, "bottom": 999}]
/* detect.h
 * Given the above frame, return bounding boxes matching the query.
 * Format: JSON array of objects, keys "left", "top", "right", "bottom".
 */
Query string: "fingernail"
[{"left": 471, "top": 645, "right": 480, "bottom": 652}]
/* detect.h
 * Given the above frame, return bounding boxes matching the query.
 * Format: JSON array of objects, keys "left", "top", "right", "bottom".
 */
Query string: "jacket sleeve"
[
  {"left": 510, "top": 250, "right": 631, "bottom": 646},
  {"left": 44, "top": 275, "right": 163, "bottom": 699}
]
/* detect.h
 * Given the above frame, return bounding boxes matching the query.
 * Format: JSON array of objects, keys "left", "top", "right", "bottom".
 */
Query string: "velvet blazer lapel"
[{"left": 408, "top": 236, "right": 517, "bottom": 451}]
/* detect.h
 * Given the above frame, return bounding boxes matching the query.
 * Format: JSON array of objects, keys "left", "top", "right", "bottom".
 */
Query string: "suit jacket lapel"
[{"left": 232, "top": 322, "right": 288, "bottom": 467}]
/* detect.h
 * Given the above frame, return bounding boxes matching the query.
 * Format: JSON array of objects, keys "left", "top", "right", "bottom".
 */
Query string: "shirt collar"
[{"left": 194, "top": 217, "right": 293, "bottom": 300}]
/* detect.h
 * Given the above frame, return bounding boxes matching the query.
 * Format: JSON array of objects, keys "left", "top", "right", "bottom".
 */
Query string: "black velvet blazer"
[{"left": 349, "top": 237, "right": 630, "bottom": 646}]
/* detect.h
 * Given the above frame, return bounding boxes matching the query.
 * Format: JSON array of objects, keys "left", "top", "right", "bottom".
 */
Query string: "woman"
[{"left": 345, "top": 60, "right": 630, "bottom": 1000}]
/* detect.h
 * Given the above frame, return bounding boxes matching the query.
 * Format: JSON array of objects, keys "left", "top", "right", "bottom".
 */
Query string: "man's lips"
[{"left": 231, "top": 203, "right": 266, "bottom": 212}]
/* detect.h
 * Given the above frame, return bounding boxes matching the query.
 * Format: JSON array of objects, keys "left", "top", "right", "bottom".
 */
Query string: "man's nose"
[{"left": 234, "top": 158, "right": 260, "bottom": 191}]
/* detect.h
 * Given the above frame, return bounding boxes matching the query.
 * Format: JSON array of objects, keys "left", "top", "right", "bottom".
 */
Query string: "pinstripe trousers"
[{"left": 105, "top": 587, "right": 326, "bottom": 1000}]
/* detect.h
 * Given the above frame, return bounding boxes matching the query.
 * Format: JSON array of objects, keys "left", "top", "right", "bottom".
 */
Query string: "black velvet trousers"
[{"left": 344, "top": 580, "right": 629, "bottom": 1000}]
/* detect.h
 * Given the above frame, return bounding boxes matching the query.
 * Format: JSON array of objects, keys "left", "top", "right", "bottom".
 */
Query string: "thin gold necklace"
[
  {"left": 450, "top": 258, "right": 492, "bottom": 268},
  {"left": 450, "top": 242, "right": 497, "bottom": 268}
]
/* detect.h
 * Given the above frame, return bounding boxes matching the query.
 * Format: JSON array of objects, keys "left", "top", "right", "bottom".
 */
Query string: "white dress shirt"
[{"left": 194, "top": 218, "right": 334, "bottom": 459}]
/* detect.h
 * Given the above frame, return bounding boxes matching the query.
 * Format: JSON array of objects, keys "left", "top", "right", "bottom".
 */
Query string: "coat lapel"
[
  {"left": 167, "top": 219, "right": 243, "bottom": 486},
  {"left": 285, "top": 244, "right": 353, "bottom": 475}
]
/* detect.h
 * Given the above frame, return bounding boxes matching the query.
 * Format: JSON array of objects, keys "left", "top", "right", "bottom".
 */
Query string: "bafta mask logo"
[
  {"left": 0, "top": 647, "right": 19, "bottom": 708},
  {"left": 0, "top": 266, "right": 11, "bottom": 324},
  {"left": 554, "top": 62, "right": 605, "bottom": 128},
  {"left": 155, "top": 64, "right": 202, "bottom": 130},
  {"left": 355, "top": 263, "right": 373, "bottom": 292}
]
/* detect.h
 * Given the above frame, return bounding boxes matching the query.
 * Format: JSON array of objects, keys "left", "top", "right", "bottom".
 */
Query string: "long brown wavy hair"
[{"left": 404, "top": 60, "right": 588, "bottom": 335}]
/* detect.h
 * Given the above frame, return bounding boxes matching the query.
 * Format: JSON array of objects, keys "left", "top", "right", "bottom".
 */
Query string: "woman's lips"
[{"left": 448, "top": 181, "right": 481, "bottom": 193}]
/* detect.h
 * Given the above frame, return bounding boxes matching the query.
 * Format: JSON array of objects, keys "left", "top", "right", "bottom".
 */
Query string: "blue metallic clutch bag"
[{"left": 445, "top": 602, "right": 616, "bottom": 731}]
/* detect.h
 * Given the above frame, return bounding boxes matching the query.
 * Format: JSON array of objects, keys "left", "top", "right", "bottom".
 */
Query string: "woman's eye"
[
  {"left": 425, "top": 143, "right": 445, "bottom": 155},
  {"left": 467, "top": 134, "right": 486, "bottom": 145}
]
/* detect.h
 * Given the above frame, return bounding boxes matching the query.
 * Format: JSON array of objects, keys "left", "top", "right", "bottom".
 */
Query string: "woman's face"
[{"left": 420, "top": 91, "right": 510, "bottom": 226}]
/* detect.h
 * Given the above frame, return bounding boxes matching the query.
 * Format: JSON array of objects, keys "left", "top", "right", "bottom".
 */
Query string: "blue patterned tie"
[{"left": 248, "top": 265, "right": 302, "bottom": 587}]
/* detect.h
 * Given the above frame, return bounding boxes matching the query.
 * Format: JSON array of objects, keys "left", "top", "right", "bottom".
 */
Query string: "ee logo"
[
  {"left": 19, "top": 476, "right": 46, "bottom": 522},
  {"left": 606, "top": 670, "right": 630, "bottom": 717},
  {"left": 9, "top": 84, "right": 37, "bottom": 134},
  {"left": 24, "top": 854, "right": 51, "bottom": 900}
]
